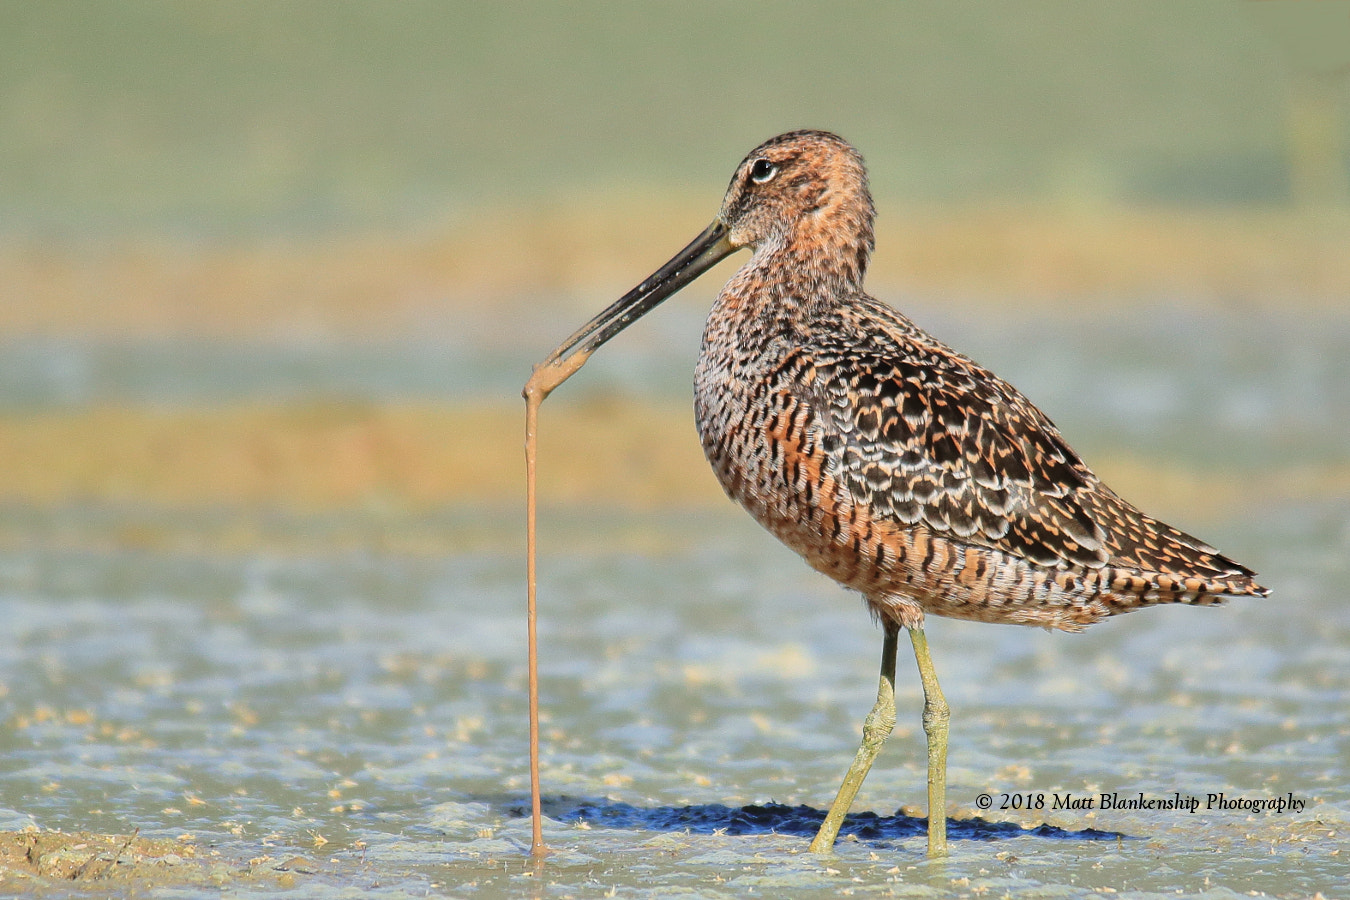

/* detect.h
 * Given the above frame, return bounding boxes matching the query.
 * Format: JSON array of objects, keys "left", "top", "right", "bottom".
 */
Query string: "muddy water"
[{"left": 0, "top": 300, "right": 1346, "bottom": 897}]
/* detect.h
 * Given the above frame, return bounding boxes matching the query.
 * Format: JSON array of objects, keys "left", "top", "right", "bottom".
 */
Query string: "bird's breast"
[
  {"left": 694, "top": 309, "right": 802, "bottom": 512},
  {"left": 693, "top": 313, "right": 866, "bottom": 583}
]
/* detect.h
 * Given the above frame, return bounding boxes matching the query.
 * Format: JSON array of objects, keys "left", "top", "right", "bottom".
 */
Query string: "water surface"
[{"left": 0, "top": 300, "right": 1345, "bottom": 897}]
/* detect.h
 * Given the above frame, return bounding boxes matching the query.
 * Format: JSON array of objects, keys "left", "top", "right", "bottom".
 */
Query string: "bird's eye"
[{"left": 749, "top": 158, "right": 778, "bottom": 184}]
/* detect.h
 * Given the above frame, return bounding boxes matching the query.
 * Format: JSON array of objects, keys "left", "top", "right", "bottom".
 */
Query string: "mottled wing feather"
[{"left": 801, "top": 295, "right": 1257, "bottom": 585}]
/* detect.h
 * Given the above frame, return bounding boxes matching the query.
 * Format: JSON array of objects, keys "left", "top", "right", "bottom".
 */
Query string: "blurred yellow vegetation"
[
  {"left": 0, "top": 398, "right": 1337, "bottom": 526},
  {"left": 0, "top": 399, "right": 715, "bottom": 512},
  {"left": 2, "top": 205, "right": 1347, "bottom": 339}
]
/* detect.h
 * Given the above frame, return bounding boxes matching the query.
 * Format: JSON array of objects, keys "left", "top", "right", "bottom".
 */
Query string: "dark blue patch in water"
[{"left": 511, "top": 797, "right": 1125, "bottom": 844}]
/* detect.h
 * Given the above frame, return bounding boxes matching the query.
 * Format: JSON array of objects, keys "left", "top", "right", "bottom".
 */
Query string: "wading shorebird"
[{"left": 523, "top": 130, "right": 1268, "bottom": 858}]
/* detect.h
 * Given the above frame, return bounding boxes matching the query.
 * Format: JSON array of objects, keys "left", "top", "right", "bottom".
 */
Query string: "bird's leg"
[
  {"left": 809, "top": 621, "right": 899, "bottom": 853},
  {"left": 909, "top": 627, "right": 949, "bottom": 858}
]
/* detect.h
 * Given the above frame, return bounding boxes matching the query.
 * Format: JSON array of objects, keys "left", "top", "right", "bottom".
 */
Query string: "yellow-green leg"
[
  {"left": 910, "top": 627, "right": 949, "bottom": 858},
  {"left": 808, "top": 624, "right": 949, "bottom": 859},
  {"left": 809, "top": 622, "right": 899, "bottom": 853}
]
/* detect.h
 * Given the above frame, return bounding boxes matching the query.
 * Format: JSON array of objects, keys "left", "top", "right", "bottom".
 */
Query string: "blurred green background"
[{"left": 2, "top": 0, "right": 1347, "bottom": 236}]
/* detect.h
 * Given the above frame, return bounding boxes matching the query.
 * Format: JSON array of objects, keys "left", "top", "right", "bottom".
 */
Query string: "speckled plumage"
[{"left": 692, "top": 130, "right": 1268, "bottom": 632}]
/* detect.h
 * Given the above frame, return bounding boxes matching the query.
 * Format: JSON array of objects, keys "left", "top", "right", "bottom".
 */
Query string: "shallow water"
[{"left": 0, "top": 300, "right": 1347, "bottom": 897}]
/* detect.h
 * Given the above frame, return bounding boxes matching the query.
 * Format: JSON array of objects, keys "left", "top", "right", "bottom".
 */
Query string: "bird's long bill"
[{"left": 523, "top": 219, "right": 734, "bottom": 400}]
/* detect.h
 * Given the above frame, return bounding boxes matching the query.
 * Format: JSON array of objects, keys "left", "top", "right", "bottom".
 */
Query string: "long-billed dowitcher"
[{"left": 523, "top": 130, "right": 1268, "bottom": 858}]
